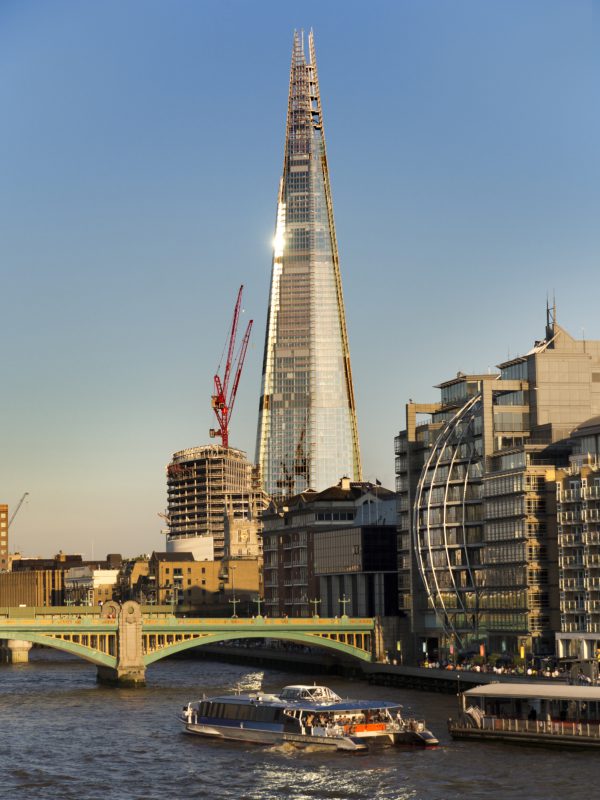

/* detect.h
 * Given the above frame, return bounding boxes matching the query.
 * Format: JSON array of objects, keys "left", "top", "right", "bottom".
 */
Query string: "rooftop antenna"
[{"left": 546, "top": 292, "right": 556, "bottom": 340}]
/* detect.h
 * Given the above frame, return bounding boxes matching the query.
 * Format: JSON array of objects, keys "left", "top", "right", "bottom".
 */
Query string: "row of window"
[{"left": 198, "top": 701, "right": 282, "bottom": 723}]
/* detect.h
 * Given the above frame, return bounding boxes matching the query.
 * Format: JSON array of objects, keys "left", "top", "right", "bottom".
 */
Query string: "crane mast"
[
  {"left": 210, "top": 285, "right": 253, "bottom": 449},
  {"left": 8, "top": 492, "right": 29, "bottom": 529}
]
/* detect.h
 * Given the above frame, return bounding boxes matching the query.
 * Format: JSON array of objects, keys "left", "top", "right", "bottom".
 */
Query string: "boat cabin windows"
[
  {"left": 199, "top": 701, "right": 284, "bottom": 724},
  {"left": 279, "top": 685, "right": 342, "bottom": 703}
]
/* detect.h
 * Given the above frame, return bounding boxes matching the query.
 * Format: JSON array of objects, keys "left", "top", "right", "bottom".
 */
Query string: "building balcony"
[
  {"left": 562, "top": 602, "right": 586, "bottom": 612},
  {"left": 584, "top": 510, "right": 600, "bottom": 523},
  {"left": 560, "top": 562, "right": 585, "bottom": 571},
  {"left": 560, "top": 533, "right": 582, "bottom": 546},
  {"left": 562, "top": 582, "right": 586, "bottom": 592},
  {"left": 560, "top": 489, "right": 581, "bottom": 503},
  {"left": 559, "top": 512, "right": 580, "bottom": 525}
]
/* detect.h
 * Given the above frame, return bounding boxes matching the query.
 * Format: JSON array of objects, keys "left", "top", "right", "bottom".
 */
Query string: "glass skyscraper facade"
[{"left": 256, "top": 31, "right": 361, "bottom": 498}]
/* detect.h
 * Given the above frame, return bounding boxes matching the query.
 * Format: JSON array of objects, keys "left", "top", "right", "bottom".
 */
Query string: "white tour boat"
[{"left": 181, "top": 684, "right": 438, "bottom": 752}]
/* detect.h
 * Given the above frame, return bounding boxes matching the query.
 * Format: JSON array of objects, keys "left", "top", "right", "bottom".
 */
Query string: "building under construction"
[{"left": 165, "top": 444, "right": 268, "bottom": 560}]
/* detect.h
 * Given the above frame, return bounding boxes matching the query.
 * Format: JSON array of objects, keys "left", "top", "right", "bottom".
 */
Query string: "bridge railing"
[{"left": 0, "top": 607, "right": 375, "bottom": 627}]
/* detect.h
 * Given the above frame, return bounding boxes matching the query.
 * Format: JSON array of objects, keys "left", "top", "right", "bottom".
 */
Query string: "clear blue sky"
[{"left": 1, "top": 0, "right": 599, "bottom": 557}]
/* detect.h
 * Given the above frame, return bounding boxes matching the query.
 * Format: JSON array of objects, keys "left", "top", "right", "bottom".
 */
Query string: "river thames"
[{"left": 0, "top": 650, "right": 594, "bottom": 800}]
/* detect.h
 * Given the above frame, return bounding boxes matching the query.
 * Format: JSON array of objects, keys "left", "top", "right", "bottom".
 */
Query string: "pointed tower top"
[{"left": 292, "top": 29, "right": 306, "bottom": 66}]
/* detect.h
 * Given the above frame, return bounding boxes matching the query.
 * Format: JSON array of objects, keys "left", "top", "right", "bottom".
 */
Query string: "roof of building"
[
  {"left": 435, "top": 373, "right": 498, "bottom": 389},
  {"left": 278, "top": 481, "right": 394, "bottom": 509},
  {"left": 571, "top": 416, "right": 600, "bottom": 437},
  {"left": 464, "top": 683, "right": 600, "bottom": 701},
  {"left": 10, "top": 555, "right": 114, "bottom": 571},
  {"left": 150, "top": 551, "right": 195, "bottom": 562}
]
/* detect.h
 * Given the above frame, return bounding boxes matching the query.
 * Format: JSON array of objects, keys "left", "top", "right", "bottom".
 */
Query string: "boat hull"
[{"left": 182, "top": 721, "right": 367, "bottom": 751}]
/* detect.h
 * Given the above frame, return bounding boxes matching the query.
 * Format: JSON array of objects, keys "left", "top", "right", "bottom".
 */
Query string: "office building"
[
  {"left": 141, "top": 551, "right": 260, "bottom": 614},
  {"left": 395, "top": 309, "right": 600, "bottom": 662},
  {"left": 555, "top": 415, "right": 600, "bottom": 660},
  {"left": 262, "top": 478, "right": 395, "bottom": 619},
  {"left": 256, "top": 30, "right": 361, "bottom": 499},
  {"left": 64, "top": 565, "right": 120, "bottom": 606}
]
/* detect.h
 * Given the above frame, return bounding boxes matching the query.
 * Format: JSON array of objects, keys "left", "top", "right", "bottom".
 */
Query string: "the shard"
[{"left": 256, "top": 30, "right": 361, "bottom": 499}]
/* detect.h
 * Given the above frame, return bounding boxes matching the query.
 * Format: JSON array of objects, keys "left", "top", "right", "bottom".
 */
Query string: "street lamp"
[
  {"left": 229, "top": 564, "right": 238, "bottom": 618},
  {"left": 309, "top": 597, "right": 321, "bottom": 619},
  {"left": 338, "top": 593, "right": 351, "bottom": 617},
  {"left": 253, "top": 595, "right": 264, "bottom": 618}
]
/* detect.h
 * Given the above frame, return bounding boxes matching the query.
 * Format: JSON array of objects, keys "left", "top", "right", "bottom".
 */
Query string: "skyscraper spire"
[{"left": 256, "top": 31, "right": 361, "bottom": 499}]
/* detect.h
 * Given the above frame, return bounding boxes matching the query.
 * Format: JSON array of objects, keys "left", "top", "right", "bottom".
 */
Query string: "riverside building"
[
  {"left": 555, "top": 416, "right": 600, "bottom": 661},
  {"left": 395, "top": 308, "right": 600, "bottom": 664},
  {"left": 262, "top": 478, "right": 396, "bottom": 621},
  {"left": 255, "top": 31, "right": 361, "bottom": 499}
]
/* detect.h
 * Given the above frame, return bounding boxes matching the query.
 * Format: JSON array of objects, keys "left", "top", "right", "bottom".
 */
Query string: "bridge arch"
[
  {"left": 143, "top": 629, "right": 372, "bottom": 665},
  {"left": 0, "top": 632, "right": 116, "bottom": 668}
]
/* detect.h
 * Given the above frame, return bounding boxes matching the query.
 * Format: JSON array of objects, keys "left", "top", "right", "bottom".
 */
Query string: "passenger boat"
[
  {"left": 181, "top": 684, "right": 438, "bottom": 752},
  {"left": 449, "top": 683, "right": 600, "bottom": 748}
]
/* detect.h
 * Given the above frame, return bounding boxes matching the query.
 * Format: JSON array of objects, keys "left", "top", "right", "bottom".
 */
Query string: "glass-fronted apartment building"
[
  {"left": 395, "top": 311, "right": 600, "bottom": 663},
  {"left": 256, "top": 31, "right": 361, "bottom": 499},
  {"left": 555, "top": 416, "right": 600, "bottom": 660}
]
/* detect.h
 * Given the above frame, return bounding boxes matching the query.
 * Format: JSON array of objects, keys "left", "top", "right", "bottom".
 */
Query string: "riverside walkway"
[{"left": 0, "top": 601, "right": 383, "bottom": 686}]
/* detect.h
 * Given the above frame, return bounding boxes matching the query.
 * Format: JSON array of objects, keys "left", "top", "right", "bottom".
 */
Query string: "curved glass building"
[{"left": 413, "top": 392, "right": 485, "bottom": 650}]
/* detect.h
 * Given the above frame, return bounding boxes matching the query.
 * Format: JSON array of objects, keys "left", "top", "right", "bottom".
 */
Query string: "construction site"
[
  {"left": 165, "top": 444, "right": 267, "bottom": 560},
  {"left": 164, "top": 286, "right": 268, "bottom": 561}
]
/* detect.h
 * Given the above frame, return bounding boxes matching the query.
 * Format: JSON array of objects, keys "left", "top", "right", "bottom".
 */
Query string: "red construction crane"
[{"left": 209, "top": 285, "right": 253, "bottom": 449}]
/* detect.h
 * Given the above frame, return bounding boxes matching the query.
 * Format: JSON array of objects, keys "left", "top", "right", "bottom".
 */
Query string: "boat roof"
[
  {"left": 291, "top": 699, "right": 400, "bottom": 712},
  {"left": 464, "top": 683, "right": 600, "bottom": 701},
  {"left": 200, "top": 693, "right": 400, "bottom": 712}
]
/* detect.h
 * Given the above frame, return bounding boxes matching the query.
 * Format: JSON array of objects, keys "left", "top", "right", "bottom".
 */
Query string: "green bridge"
[{"left": 0, "top": 601, "right": 383, "bottom": 686}]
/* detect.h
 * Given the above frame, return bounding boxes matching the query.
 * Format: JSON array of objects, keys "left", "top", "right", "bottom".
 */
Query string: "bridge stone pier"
[
  {"left": 0, "top": 639, "right": 33, "bottom": 664},
  {"left": 96, "top": 600, "right": 146, "bottom": 688}
]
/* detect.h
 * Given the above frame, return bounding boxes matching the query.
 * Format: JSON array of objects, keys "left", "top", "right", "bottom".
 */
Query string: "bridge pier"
[
  {"left": 96, "top": 664, "right": 146, "bottom": 687},
  {"left": 96, "top": 600, "right": 146, "bottom": 688},
  {"left": 0, "top": 639, "right": 33, "bottom": 664}
]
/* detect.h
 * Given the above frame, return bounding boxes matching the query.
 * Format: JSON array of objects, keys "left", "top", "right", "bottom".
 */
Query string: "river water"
[{"left": 0, "top": 650, "right": 594, "bottom": 800}]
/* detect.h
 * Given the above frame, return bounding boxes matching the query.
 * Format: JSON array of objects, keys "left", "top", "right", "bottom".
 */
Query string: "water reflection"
[{"left": 0, "top": 651, "right": 595, "bottom": 800}]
